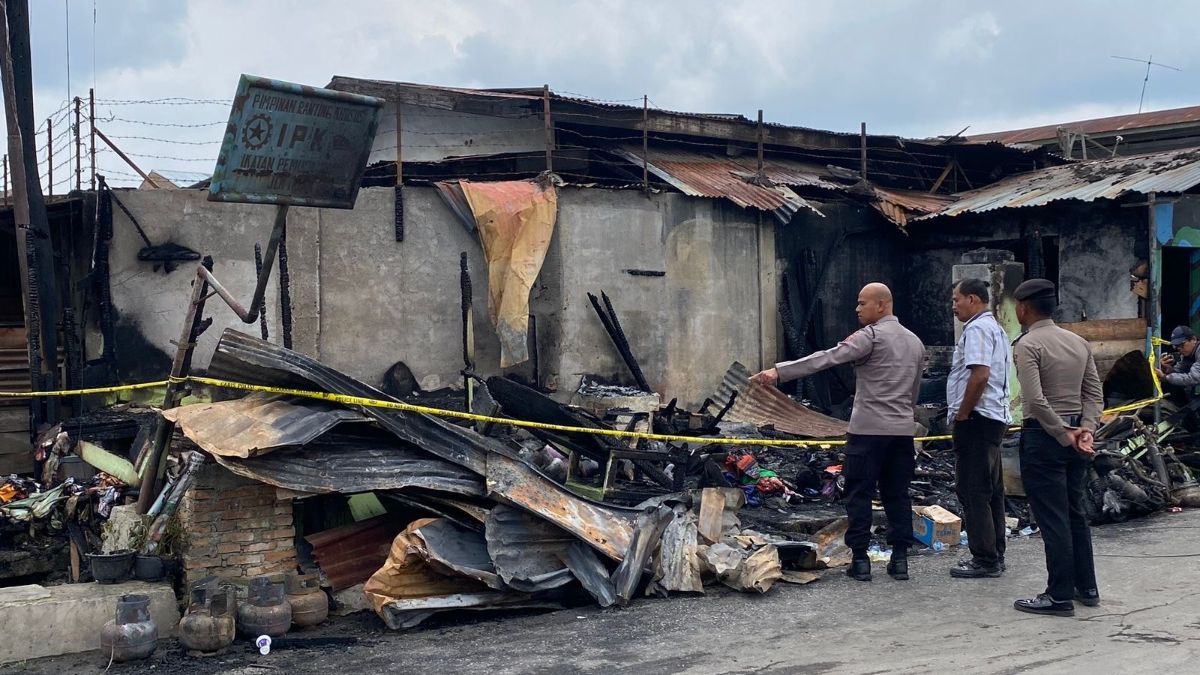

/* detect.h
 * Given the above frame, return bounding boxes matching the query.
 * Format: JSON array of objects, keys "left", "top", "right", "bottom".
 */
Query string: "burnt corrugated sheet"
[
  {"left": 162, "top": 392, "right": 368, "bottom": 458},
  {"left": 211, "top": 431, "right": 485, "bottom": 496},
  {"left": 967, "top": 104, "right": 1200, "bottom": 145},
  {"left": 414, "top": 518, "right": 505, "bottom": 590},
  {"left": 306, "top": 515, "right": 404, "bottom": 592},
  {"left": 484, "top": 505, "right": 574, "bottom": 592},
  {"left": 713, "top": 362, "right": 849, "bottom": 438},
  {"left": 925, "top": 148, "right": 1200, "bottom": 219},
  {"left": 208, "top": 329, "right": 498, "bottom": 475}
]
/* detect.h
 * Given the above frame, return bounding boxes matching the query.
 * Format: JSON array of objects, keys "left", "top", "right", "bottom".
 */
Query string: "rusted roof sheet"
[
  {"left": 162, "top": 392, "right": 369, "bottom": 458},
  {"left": 608, "top": 146, "right": 832, "bottom": 222},
  {"left": 869, "top": 187, "right": 955, "bottom": 228},
  {"left": 307, "top": 515, "right": 405, "bottom": 591},
  {"left": 713, "top": 362, "right": 849, "bottom": 438},
  {"left": 922, "top": 148, "right": 1200, "bottom": 219},
  {"left": 968, "top": 104, "right": 1200, "bottom": 145}
]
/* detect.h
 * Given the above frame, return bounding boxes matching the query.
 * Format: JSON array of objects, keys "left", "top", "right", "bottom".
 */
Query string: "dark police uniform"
[{"left": 1012, "top": 279, "right": 1103, "bottom": 608}]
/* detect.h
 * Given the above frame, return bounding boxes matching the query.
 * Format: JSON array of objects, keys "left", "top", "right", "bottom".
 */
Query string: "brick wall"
[{"left": 177, "top": 462, "right": 297, "bottom": 588}]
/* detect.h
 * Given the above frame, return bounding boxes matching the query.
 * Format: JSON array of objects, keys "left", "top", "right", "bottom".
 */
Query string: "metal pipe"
[
  {"left": 93, "top": 125, "right": 151, "bottom": 183},
  {"left": 860, "top": 122, "right": 868, "bottom": 181},
  {"left": 542, "top": 84, "right": 553, "bottom": 173},
  {"left": 756, "top": 109, "right": 764, "bottom": 179},
  {"left": 642, "top": 95, "right": 648, "bottom": 193}
]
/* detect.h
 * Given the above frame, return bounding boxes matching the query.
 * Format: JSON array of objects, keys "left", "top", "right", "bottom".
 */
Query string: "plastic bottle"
[
  {"left": 256, "top": 635, "right": 272, "bottom": 656},
  {"left": 933, "top": 540, "right": 945, "bottom": 552},
  {"left": 959, "top": 530, "right": 969, "bottom": 547}
]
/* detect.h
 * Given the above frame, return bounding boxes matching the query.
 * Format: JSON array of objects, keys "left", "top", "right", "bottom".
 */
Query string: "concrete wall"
[
  {"left": 107, "top": 186, "right": 774, "bottom": 407},
  {"left": 549, "top": 190, "right": 773, "bottom": 405},
  {"left": 907, "top": 201, "right": 1146, "bottom": 345}
]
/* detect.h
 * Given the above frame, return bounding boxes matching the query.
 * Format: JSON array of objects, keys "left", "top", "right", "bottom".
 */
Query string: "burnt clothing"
[
  {"left": 1013, "top": 319, "right": 1104, "bottom": 446},
  {"left": 776, "top": 315, "right": 926, "bottom": 436},
  {"left": 1020, "top": 425, "right": 1097, "bottom": 602},
  {"left": 953, "top": 414, "right": 1008, "bottom": 567},
  {"left": 842, "top": 434, "right": 916, "bottom": 552}
]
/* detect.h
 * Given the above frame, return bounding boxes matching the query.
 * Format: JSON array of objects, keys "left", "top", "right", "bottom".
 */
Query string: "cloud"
[{"left": 5, "top": 0, "right": 1199, "bottom": 187}]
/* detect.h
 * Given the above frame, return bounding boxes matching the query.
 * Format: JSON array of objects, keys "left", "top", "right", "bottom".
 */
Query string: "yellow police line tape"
[{"left": 0, "top": 354, "right": 1167, "bottom": 448}]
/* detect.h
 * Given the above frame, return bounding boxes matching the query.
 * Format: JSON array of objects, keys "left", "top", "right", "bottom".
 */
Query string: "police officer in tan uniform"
[
  {"left": 753, "top": 283, "right": 926, "bottom": 582},
  {"left": 1010, "top": 279, "right": 1104, "bottom": 617}
]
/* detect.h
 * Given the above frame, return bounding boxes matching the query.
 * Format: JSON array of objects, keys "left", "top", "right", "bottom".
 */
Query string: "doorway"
[{"left": 1160, "top": 246, "right": 1199, "bottom": 334}]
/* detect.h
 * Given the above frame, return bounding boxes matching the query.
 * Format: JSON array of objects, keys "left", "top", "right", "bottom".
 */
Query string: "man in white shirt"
[{"left": 946, "top": 278, "right": 1012, "bottom": 579}]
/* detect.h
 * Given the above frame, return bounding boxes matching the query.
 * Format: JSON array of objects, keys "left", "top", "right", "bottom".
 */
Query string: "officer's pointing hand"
[{"left": 750, "top": 368, "right": 779, "bottom": 387}]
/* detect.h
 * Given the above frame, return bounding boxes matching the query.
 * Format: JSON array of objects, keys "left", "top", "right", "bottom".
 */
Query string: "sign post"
[{"left": 136, "top": 76, "right": 381, "bottom": 513}]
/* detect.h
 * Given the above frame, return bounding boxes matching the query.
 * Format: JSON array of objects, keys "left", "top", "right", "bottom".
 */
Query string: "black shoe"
[
  {"left": 1074, "top": 588, "right": 1100, "bottom": 607},
  {"left": 1014, "top": 593, "right": 1075, "bottom": 617},
  {"left": 847, "top": 558, "right": 872, "bottom": 582},
  {"left": 950, "top": 559, "right": 1002, "bottom": 578},
  {"left": 886, "top": 556, "right": 909, "bottom": 581}
]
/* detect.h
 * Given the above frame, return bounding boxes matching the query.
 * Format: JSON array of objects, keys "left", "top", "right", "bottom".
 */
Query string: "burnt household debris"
[{"left": 3, "top": 72, "right": 1200, "bottom": 667}]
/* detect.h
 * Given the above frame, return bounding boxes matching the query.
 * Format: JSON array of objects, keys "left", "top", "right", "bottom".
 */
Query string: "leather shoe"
[
  {"left": 1074, "top": 588, "right": 1100, "bottom": 607},
  {"left": 847, "top": 558, "right": 872, "bottom": 582},
  {"left": 886, "top": 556, "right": 908, "bottom": 581},
  {"left": 1014, "top": 593, "right": 1074, "bottom": 617},
  {"left": 950, "top": 559, "right": 1002, "bottom": 578}
]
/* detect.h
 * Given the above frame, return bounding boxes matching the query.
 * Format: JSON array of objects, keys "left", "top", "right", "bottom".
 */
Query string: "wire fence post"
[
  {"left": 89, "top": 88, "right": 96, "bottom": 190},
  {"left": 2, "top": 154, "right": 7, "bottom": 205},
  {"left": 46, "top": 117, "right": 52, "bottom": 196},
  {"left": 73, "top": 96, "right": 82, "bottom": 191}
]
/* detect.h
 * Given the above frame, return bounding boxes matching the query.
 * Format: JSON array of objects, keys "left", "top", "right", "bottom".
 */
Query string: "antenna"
[{"left": 1112, "top": 54, "right": 1182, "bottom": 114}]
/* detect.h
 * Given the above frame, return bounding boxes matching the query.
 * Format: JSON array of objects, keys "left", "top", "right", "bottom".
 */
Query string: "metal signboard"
[{"left": 209, "top": 75, "right": 383, "bottom": 209}]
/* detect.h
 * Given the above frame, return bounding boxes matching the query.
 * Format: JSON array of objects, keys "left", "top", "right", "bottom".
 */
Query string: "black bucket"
[
  {"left": 134, "top": 554, "right": 165, "bottom": 582},
  {"left": 90, "top": 550, "right": 135, "bottom": 584}
]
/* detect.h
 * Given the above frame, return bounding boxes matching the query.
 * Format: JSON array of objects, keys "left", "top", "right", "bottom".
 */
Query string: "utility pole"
[{"left": 1, "top": 0, "right": 62, "bottom": 424}]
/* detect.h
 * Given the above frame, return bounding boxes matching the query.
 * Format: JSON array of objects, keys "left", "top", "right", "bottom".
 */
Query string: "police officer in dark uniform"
[{"left": 1010, "top": 279, "right": 1104, "bottom": 617}]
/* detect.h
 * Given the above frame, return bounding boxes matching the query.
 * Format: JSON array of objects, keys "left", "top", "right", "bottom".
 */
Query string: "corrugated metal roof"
[
  {"left": 608, "top": 146, "right": 835, "bottom": 222},
  {"left": 968, "top": 104, "right": 1200, "bottom": 145},
  {"left": 713, "top": 362, "right": 849, "bottom": 438},
  {"left": 307, "top": 515, "right": 404, "bottom": 592},
  {"left": 923, "top": 148, "right": 1200, "bottom": 219}
]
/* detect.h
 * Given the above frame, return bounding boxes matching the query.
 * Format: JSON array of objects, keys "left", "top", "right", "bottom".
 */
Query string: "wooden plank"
[
  {"left": 697, "top": 488, "right": 726, "bottom": 545},
  {"left": 1060, "top": 319, "right": 1147, "bottom": 342}
]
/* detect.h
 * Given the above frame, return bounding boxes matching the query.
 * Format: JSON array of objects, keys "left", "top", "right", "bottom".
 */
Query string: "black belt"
[{"left": 1023, "top": 414, "right": 1081, "bottom": 429}]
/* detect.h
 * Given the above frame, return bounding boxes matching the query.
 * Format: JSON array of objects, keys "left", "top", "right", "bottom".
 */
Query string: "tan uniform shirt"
[
  {"left": 1013, "top": 319, "right": 1104, "bottom": 446},
  {"left": 775, "top": 315, "right": 926, "bottom": 436}
]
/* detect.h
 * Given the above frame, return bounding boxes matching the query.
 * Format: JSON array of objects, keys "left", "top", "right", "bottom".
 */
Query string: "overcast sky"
[{"left": 8, "top": 0, "right": 1200, "bottom": 187}]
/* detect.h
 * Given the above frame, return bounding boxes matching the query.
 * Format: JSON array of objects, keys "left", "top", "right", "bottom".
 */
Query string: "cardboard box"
[{"left": 912, "top": 505, "right": 962, "bottom": 548}]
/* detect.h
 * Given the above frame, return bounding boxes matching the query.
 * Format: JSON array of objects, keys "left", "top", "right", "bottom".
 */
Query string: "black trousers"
[
  {"left": 843, "top": 434, "right": 916, "bottom": 554},
  {"left": 1019, "top": 425, "right": 1098, "bottom": 601},
  {"left": 953, "top": 414, "right": 1008, "bottom": 567}
]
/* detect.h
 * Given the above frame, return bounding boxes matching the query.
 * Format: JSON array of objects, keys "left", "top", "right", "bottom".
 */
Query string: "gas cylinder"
[
  {"left": 99, "top": 594, "right": 158, "bottom": 662},
  {"left": 178, "top": 586, "right": 236, "bottom": 654},
  {"left": 237, "top": 576, "right": 291, "bottom": 638},
  {"left": 285, "top": 573, "right": 329, "bottom": 628}
]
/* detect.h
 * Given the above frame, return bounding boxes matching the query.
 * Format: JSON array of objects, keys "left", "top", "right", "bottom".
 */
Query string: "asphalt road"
[{"left": 11, "top": 509, "right": 1200, "bottom": 675}]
